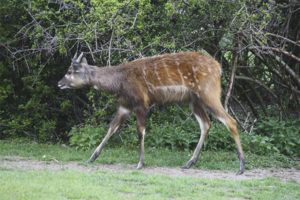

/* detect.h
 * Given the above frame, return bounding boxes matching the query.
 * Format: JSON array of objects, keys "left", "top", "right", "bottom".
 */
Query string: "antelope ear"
[{"left": 82, "top": 57, "right": 88, "bottom": 64}]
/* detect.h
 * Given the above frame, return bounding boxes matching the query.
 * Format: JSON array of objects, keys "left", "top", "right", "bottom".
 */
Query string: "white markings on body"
[
  {"left": 218, "top": 117, "right": 228, "bottom": 129},
  {"left": 177, "top": 67, "right": 185, "bottom": 85},
  {"left": 142, "top": 65, "right": 154, "bottom": 91},
  {"left": 154, "top": 85, "right": 189, "bottom": 102},
  {"left": 155, "top": 85, "right": 189, "bottom": 92},
  {"left": 142, "top": 129, "right": 146, "bottom": 137},
  {"left": 154, "top": 63, "right": 163, "bottom": 85},
  {"left": 192, "top": 66, "right": 199, "bottom": 72},
  {"left": 193, "top": 114, "right": 209, "bottom": 159},
  {"left": 164, "top": 66, "right": 174, "bottom": 85},
  {"left": 119, "top": 106, "right": 131, "bottom": 115},
  {"left": 195, "top": 115, "right": 209, "bottom": 135},
  {"left": 189, "top": 82, "right": 195, "bottom": 87}
]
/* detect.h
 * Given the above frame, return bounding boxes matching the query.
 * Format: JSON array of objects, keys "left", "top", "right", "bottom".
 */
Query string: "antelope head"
[{"left": 58, "top": 53, "right": 90, "bottom": 89}]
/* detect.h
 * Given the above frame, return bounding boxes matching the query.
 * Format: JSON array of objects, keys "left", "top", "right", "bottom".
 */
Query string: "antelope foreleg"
[{"left": 88, "top": 106, "right": 130, "bottom": 163}]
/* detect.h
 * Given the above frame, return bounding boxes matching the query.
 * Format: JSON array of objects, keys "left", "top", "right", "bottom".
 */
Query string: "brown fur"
[{"left": 58, "top": 52, "right": 245, "bottom": 174}]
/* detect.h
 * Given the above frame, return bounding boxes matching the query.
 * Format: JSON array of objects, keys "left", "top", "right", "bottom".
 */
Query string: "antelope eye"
[{"left": 67, "top": 71, "right": 72, "bottom": 75}]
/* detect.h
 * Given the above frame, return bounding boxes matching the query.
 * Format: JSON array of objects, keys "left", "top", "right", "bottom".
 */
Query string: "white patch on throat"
[{"left": 119, "top": 106, "right": 131, "bottom": 115}]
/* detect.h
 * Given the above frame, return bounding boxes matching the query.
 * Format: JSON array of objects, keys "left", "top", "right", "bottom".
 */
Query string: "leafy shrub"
[
  {"left": 69, "top": 124, "right": 109, "bottom": 151},
  {"left": 241, "top": 134, "right": 279, "bottom": 155},
  {"left": 254, "top": 117, "right": 300, "bottom": 156}
]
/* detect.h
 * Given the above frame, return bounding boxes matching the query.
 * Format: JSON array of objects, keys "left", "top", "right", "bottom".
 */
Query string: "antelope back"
[{"left": 123, "top": 52, "right": 222, "bottom": 103}]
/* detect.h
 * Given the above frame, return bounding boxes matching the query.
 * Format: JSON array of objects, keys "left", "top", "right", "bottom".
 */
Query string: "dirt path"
[{"left": 1, "top": 156, "right": 299, "bottom": 184}]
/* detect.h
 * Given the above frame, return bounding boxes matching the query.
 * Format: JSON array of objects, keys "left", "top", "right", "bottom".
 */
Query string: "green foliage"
[
  {"left": 255, "top": 117, "right": 300, "bottom": 156},
  {"left": 69, "top": 125, "right": 108, "bottom": 151}
]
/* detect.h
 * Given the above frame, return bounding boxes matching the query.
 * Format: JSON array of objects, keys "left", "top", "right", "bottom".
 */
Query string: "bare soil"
[{"left": 1, "top": 156, "right": 299, "bottom": 184}]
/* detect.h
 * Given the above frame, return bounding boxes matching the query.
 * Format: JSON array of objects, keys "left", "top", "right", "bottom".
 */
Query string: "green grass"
[
  {"left": 0, "top": 167, "right": 299, "bottom": 200},
  {"left": 0, "top": 140, "right": 298, "bottom": 171},
  {"left": 0, "top": 140, "right": 299, "bottom": 199}
]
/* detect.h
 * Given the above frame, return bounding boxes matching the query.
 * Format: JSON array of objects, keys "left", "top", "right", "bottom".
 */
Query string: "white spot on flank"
[
  {"left": 202, "top": 73, "right": 207, "bottom": 76},
  {"left": 188, "top": 72, "right": 192, "bottom": 76},
  {"left": 192, "top": 67, "right": 199, "bottom": 84},
  {"left": 192, "top": 66, "right": 199, "bottom": 72},
  {"left": 189, "top": 82, "right": 195, "bottom": 88},
  {"left": 183, "top": 76, "right": 188, "bottom": 79},
  {"left": 198, "top": 85, "right": 201, "bottom": 90}
]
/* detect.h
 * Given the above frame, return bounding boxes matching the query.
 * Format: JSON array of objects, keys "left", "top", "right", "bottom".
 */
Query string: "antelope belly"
[{"left": 151, "top": 85, "right": 191, "bottom": 103}]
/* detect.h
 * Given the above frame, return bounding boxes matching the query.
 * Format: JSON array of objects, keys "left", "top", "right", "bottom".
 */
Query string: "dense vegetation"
[{"left": 0, "top": 1, "right": 299, "bottom": 156}]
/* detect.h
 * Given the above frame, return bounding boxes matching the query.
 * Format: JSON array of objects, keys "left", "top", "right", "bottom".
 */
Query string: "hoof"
[
  {"left": 88, "top": 155, "right": 96, "bottom": 163},
  {"left": 236, "top": 169, "right": 245, "bottom": 175},
  {"left": 181, "top": 160, "right": 194, "bottom": 169},
  {"left": 236, "top": 157, "right": 246, "bottom": 175},
  {"left": 136, "top": 162, "right": 144, "bottom": 170}
]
